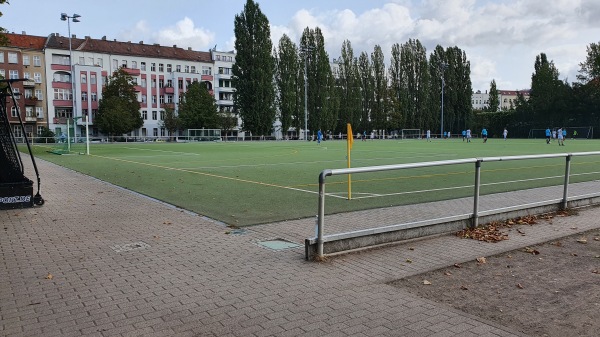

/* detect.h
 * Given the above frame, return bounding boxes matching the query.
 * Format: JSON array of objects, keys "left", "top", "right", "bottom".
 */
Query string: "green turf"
[{"left": 25, "top": 137, "right": 600, "bottom": 226}]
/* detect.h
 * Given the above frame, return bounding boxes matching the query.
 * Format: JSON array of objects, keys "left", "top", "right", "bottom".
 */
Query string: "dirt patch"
[{"left": 390, "top": 229, "right": 600, "bottom": 337}]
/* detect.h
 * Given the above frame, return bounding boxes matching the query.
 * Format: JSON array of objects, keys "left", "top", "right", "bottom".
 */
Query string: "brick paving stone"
[{"left": 2, "top": 159, "right": 600, "bottom": 336}]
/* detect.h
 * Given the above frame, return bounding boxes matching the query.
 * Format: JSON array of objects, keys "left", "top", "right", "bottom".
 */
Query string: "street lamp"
[
  {"left": 440, "top": 62, "right": 448, "bottom": 139},
  {"left": 60, "top": 13, "right": 87, "bottom": 154},
  {"left": 300, "top": 45, "right": 314, "bottom": 141}
]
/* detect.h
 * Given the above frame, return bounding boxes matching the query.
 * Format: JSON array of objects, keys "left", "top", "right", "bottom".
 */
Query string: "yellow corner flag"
[
  {"left": 346, "top": 123, "right": 353, "bottom": 200},
  {"left": 347, "top": 123, "right": 353, "bottom": 151}
]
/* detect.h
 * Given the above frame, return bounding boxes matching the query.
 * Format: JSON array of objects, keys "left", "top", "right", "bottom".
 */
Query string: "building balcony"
[
  {"left": 24, "top": 98, "right": 38, "bottom": 106},
  {"left": 52, "top": 81, "right": 72, "bottom": 89},
  {"left": 122, "top": 67, "right": 141, "bottom": 76},
  {"left": 23, "top": 80, "right": 36, "bottom": 87},
  {"left": 53, "top": 100, "right": 72, "bottom": 107},
  {"left": 53, "top": 117, "right": 68, "bottom": 124},
  {"left": 164, "top": 86, "right": 175, "bottom": 94},
  {"left": 25, "top": 116, "right": 37, "bottom": 122},
  {"left": 134, "top": 85, "right": 143, "bottom": 92},
  {"left": 51, "top": 64, "right": 71, "bottom": 71},
  {"left": 201, "top": 74, "right": 213, "bottom": 81}
]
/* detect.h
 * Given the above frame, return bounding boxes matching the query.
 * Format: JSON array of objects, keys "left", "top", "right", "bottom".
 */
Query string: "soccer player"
[
  {"left": 462, "top": 130, "right": 466, "bottom": 141},
  {"left": 426, "top": 129, "right": 431, "bottom": 142},
  {"left": 557, "top": 128, "right": 564, "bottom": 146},
  {"left": 503, "top": 128, "right": 508, "bottom": 140},
  {"left": 466, "top": 128, "right": 472, "bottom": 143},
  {"left": 545, "top": 128, "right": 551, "bottom": 144},
  {"left": 481, "top": 128, "right": 488, "bottom": 143},
  {"left": 317, "top": 129, "right": 323, "bottom": 144}
]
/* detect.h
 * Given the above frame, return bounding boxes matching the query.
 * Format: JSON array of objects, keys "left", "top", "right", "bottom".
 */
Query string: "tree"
[
  {"left": 275, "top": 34, "right": 300, "bottom": 139},
  {"left": 529, "top": 53, "right": 570, "bottom": 127},
  {"left": 232, "top": 0, "right": 276, "bottom": 136},
  {"left": 159, "top": 105, "right": 180, "bottom": 141},
  {"left": 338, "top": 40, "right": 362, "bottom": 129},
  {"left": 96, "top": 68, "right": 142, "bottom": 137},
  {"left": 0, "top": 1, "right": 9, "bottom": 46},
  {"left": 488, "top": 80, "right": 500, "bottom": 112},
  {"left": 399, "top": 39, "right": 430, "bottom": 130},
  {"left": 357, "top": 51, "right": 374, "bottom": 132},
  {"left": 370, "top": 45, "right": 388, "bottom": 133},
  {"left": 577, "top": 41, "right": 600, "bottom": 83},
  {"left": 178, "top": 81, "right": 218, "bottom": 130},
  {"left": 388, "top": 43, "right": 404, "bottom": 129}
]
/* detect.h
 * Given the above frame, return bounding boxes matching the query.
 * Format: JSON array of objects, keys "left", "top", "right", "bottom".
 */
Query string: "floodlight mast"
[{"left": 61, "top": 13, "right": 87, "bottom": 154}]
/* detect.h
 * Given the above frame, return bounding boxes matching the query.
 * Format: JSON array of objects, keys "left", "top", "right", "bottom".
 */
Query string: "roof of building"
[
  {"left": 45, "top": 34, "right": 212, "bottom": 63},
  {"left": 4, "top": 33, "right": 47, "bottom": 50},
  {"left": 498, "top": 90, "right": 530, "bottom": 96}
]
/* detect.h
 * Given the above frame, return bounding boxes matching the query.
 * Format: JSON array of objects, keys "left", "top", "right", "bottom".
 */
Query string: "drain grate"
[
  {"left": 258, "top": 239, "right": 301, "bottom": 250},
  {"left": 110, "top": 241, "right": 150, "bottom": 253}
]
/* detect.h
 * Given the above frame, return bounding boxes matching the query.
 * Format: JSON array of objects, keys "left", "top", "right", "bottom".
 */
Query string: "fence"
[{"left": 307, "top": 151, "right": 600, "bottom": 260}]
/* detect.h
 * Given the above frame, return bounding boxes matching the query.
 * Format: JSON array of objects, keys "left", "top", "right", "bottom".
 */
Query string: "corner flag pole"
[{"left": 347, "top": 123, "right": 353, "bottom": 200}]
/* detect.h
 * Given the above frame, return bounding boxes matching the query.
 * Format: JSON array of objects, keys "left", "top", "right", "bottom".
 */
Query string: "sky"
[{"left": 3, "top": 0, "right": 599, "bottom": 91}]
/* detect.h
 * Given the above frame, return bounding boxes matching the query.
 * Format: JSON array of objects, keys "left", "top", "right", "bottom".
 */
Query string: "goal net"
[
  {"left": 187, "top": 129, "right": 222, "bottom": 141},
  {"left": 527, "top": 129, "right": 547, "bottom": 139},
  {"left": 528, "top": 127, "right": 593, "bottom": 139},
  {"left": 401, "top": 129, "right": 422, "bottom": 139}
]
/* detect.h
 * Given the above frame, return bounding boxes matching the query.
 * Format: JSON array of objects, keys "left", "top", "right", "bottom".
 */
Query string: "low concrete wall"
[{"left": 305, "top": 195, "right": 600, "bottom": 260}]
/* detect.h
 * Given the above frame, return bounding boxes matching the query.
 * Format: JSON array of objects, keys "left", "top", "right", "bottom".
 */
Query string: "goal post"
[
  {"left": 186, "top": 129, "right": 222, "bottom": 141},
  {"left": 528, "top": 127, "right": 593, "bottom": 139},
  {"left": 401, "top": 129, "right": 422, "bottom": 139}
]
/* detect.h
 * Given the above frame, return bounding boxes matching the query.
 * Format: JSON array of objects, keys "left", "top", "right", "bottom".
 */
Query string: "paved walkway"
[{"left": 2, "top": 159, "right": 600, "bottom": 337}]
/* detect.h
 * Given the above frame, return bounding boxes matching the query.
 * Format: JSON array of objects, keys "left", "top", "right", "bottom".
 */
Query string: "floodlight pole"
[
  {"left": 440, "top": 63, "right": 447, "bottom": 138},
  {"left": 61, "top": 13, "right": 86, "bottom": 154}
]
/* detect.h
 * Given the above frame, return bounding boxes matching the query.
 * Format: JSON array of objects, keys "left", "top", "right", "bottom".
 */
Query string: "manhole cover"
[
  {"left": 111, "top": 241, "right": 150, "bottom": 253},
  {"left": 258, "top": 239, "right": 301, "bottom": 250}
]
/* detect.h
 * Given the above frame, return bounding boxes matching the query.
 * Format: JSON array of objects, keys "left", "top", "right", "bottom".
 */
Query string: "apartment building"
[
  {"left": 1, "top": 33, "right": 48, "bottom": 138},
  {"left": 44, "top": 33, "right": 215, "bottom": 139},
  {"left": 472, "top": 89, "right": 530, "bottom": 111}
]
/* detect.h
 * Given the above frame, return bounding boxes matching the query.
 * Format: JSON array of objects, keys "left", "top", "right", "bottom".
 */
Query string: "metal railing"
[{"left": 314, "top": 151, "right": 600, "bottom": 258}]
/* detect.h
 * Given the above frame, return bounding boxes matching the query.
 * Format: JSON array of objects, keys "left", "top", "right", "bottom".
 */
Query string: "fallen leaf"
[
  {"left": 406, "top": 259, "right": 412, "bottom": 263},
  {"left": 460, "top": 285, "right": 468, "bottom": 290},
  {"left": 45, "top": 273, "right": 53, "bottom": 280},
  {"left": 516, "top": 283, "right": 524, "bottom": 289},
  {"left": 571, "top": 253, "right": 578, "bottom": 256},
  {"left": 477, "top": 257, "right": 487, "bottom": 264},
  {"left": 592, "top": 270, "right": 599, "bottom": 274},
  {"left": 408, "top": 247, "right": 415, "bottom": 250},
  {"left": 454, "top": 263, "right": 462, "bottom": 268},
  {"left": 444, "top": 271, "right": 452, "bottom": 276},
  {"left": 594, "top": 237, "right": 600, "bottom": 241},
  {"left": 153, "top": 235, "right": 160, "bottom": 239},
  {"left": 163, "top": 221, "right": 172, "bottom": 225},
  {"left": 507, "top": 255, "right": 512, "bottom": 259},
  {"left": 524, "top": 247, "right": 540, "bottom": 255},
  {"left": 551, "top": 241, "right": 562, "bottom": 247},
  {"left": 423, "top": 280, "right": 432, "bottom": 285},
  {"left": 577, "top": 238, "right": 588, "bottom": 244},
  {"left": 571, "top": 226, "right": 578, "bottom": 229},
  {"left": 517, "top": 228, "right": 525, "bottom": 235}
]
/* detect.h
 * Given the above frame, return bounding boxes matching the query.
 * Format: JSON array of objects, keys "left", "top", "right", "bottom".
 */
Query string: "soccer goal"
[
  {"left": 566, "top": 126, "right": 593, "bottom": 139},
  {"left": 187, "top": 129, "right": 222, "bottom": 141},
  {"left": 401, "top": 129, "right": 422, "bottom": 139}
]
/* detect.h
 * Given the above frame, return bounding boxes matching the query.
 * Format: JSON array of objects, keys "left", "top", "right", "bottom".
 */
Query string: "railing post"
[
  {"left": 472, "top": 160, "right": 482, "bottom": 228},
  {"left": 562, "top": 154, "right": 572, "bottom": 209},
  {"left": 317, "top": 171, "right": 328, "bottom": 259}
]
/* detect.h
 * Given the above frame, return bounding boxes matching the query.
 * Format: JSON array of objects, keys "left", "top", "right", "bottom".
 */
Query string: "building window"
[
  {"left": 25, "top": 106, "right": 34, "bottom": 117},
  {"left": 151, "top": 63, "right": 156, "bottom": 71},
  {"left": 53, "top": 88, "right": 72, "bottom": 100},
  {"left": 53, "top": 73, "right": 71, "bottom": 83},
  {"left": 202, "top": 66, "right": 211, "bottom": 75},
  {"left": 159, "top": 63, "right": 164, "bottom": 72},
  {"left": 0, "top": 52, "right": 4, "bottom": 63},
  {"left": 152, "top": 111, "right": 157, "bottom": 120},
  {"left": 90, "top": 74, "right": 96, "bottom": 85},
  {"left": 176, "top": 65, "right": 181, "bottom": 72},
  {"left": 81, "top": 74, "right": 87, "bottom": 84},
  {"left": 91, "top": 92, "right": 97, "bottom": 101},
  {"left": 33, "top": 55, "right": 41, "bottom": 66},
  {"left": 132, "top": 61, "right": 137, "bottom": 69},
  {"left": 122, "top": 60, "right": 127, "bottom": 68},
  {"left": 160, "top": 128, "right": 165, "bottom": 136},
  {"left": 141, "top": 78, "right": 146, "bottom": 88},
  {"left": 24, "top": 89, "right": 33, "bottom": 99},
  {"left": 0, "top": 69, "right": 4, "bottom": 78},
  {"left": 167, "top": 64, "right": 172, "bottom": 72},
  {"left": 113, "top": 59, "right": 118, "bottom": 69},
  {"left": 184, "top": 65, "right": 189, "bottom": 73},
  {"left": 152, "top": 79, "right": 157, "bottom": 88},
  {"left": 95, "top": 58, "right": 102, "bottom": 67},
  {"left": 8, "top": 52, "right": 18, "bottom": 64},
  {"left": 178, "top": 80, "right": 183, "bottom": 89},
  {"left": 141, "top": 94, "right": 147, "bottom": 103},
  {"left": 141, "top": 62, "right": 146, "bottom": 71},
  {"left": 81, "top": 92, "right": 87, "bottom": 101},
  {"left": 11, "top": 106, "right": 18, "bottom": 117},
  {"left": 23, "top": 55, "right": 30, "bottom": 66},
  {"left": 35, "top": 89, "right": 43, "bottom": 100},
  {"left": 159, "top": 95, "right": 164, "bottom": 104},
  {"left": 88, "top": 57, "right": 94, "bottom": 66},
  {"left": 23, "top": 72, "right": 30, "bottom": 80},
  {"left": 141, "top": 110, "right": 147, "bottom": 120},
  {"left": 153, "top": 128, "right": 158, "bottom": 137},
  {"left": 37, "top": 126, "right": 44, "bottom": 135},
  {"left": 12, "top": 88, "right": 19, "bottom": 99},
  {"left": 152, "top": 96, "right": 157, "bottom": 104},
  {"left": 36, "top": 107, "right": 43, "bottom": 118},
  {"left": 167, "top": 95, "right": 173, "bottom": 103},
  {"left": 34, "top": 72, "right": 42, "bottom": 83},
  {"left": 9, "top": 70, "right": 19, "bottom": 79},
  {"left": 160, "top": 111, "right": 165, "bottom": 120},
  {"left": 191, "top": 66, "right": 196, "bottom": 73},
  {"left": 159, "top": 79, "right": 164, "bottom": 88}
]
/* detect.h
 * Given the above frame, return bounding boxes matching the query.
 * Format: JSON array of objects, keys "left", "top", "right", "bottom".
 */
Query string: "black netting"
[{"left": 0, "top": 88, "right": 25, "bottom": 183}]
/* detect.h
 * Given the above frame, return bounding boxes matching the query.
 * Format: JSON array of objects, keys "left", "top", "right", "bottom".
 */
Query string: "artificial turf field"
[{"left": 27, "top": 137, "right": 600, "bottom": 226}]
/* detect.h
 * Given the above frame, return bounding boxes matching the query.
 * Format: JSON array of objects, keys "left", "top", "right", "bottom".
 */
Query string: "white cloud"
[{"left": 154, "top": 17, "right": 215, "bottom": 50}]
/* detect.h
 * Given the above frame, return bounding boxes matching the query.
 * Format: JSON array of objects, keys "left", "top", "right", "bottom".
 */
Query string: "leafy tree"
[
  {"left": 488, "top": 79, "right": 500, "bottom": 112},
  {"left": 0, "top": 1, "right": 9, "bottom": 46},
  {"left": 399, "top": 39, "right": 430, "bottom": 130},
  {"left": 529, "top": 53, "right": 570, "bottom": 127},
  {"left": 178, "top": 81, "right": 218, "bottom": 130},
  {"left": 388, "top": 43, "right": 404, "bottom": 129},
  {"left": 338, "top": 40, "right": 362, "bottom": 129},
  {"left": 219, "top": 113, "right": 238, "bottom": 140},
  {"left": 577, "top": 41, "right": 600, "bottom": 83},
  {"left": 232, "top": 0, "right": 276, "bottom": 136},
  {"left": 159, "top": 105, "right": 180, "bottom": 141},
  {"left": 275, "top": 34, "right": 300, "bottom": 138},
  {"left": 96, "top": 68, "right": 142, "bottom": 137},
  {"left": 358, "top": 51, "right": 374, "bottom": 132},
  {"left": 371, "top": 45, "right": 388, "bottom": 133}
]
